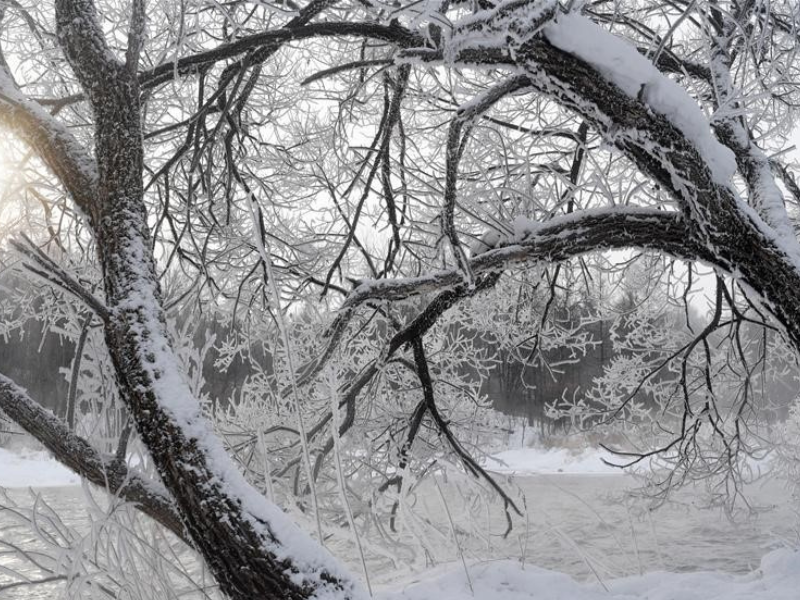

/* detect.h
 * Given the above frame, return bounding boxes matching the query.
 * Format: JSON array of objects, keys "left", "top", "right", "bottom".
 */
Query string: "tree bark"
[{"left": 53, "top": 1, "right": 363, "bottom": 598}]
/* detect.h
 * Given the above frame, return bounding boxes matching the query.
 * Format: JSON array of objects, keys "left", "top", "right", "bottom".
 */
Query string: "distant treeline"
[
  {"left": 0, "top": 297, "right": 794, "bottom": 434},
  {"left": 477, "top": 318, "right": 613, "bottom": 433},
  {"left": 0, "top": 311, "right": 254, "bottom": 421}
]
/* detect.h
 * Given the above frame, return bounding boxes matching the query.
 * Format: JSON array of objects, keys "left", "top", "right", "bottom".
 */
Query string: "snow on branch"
[
  {"left": 446, "top": 0, "right": 557, "bottom": 60},
  {"left": 502, "top": 11, "right": 800, "bottom": 278},
  {"left": 0, "top": 372, "right": 186, "bottom": 543},
  {"left": 0, "top": 66, "right": 97, "bottom": 213},
  {"left": 541, "top": 12, "right": 737, "bottom": 187},
  {"left": 340, "top": 208, "right": 704, "bottom": 310},
  {"left": 705, "top": 11, "right": 800, "bottom": 256}
]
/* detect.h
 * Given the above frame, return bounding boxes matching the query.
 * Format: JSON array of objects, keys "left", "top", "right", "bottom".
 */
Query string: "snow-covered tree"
[{"left": 0, "top": 0, "right": 799, "bottom": 598}]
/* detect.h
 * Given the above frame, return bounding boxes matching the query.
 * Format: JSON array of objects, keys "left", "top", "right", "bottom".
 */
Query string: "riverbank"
[
  {"left": 0, "top": 444, "right": 624, "bottom": 488},
  {"left": 0, "top": 446, "right": 79, "bottom": 487},
  {"left": 380, "top": 547, "right": 800, "bottom": 600}
]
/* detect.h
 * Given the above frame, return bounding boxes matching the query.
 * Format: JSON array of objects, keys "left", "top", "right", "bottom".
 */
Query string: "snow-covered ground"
[
  {"left": 486, "top": 446, "right": 622, "bottom": 475},
  {"left": 0, "top": 444, "right": 622, "bottom": 488},
  {"left": 381, "top": 548, "right": 800, "bottom": 600},
  {"left": 0, "top": 446, "right": 79, "bottom": 487},
  {"left": 1, "top": 445, "right": 797, "bottom": 600}
]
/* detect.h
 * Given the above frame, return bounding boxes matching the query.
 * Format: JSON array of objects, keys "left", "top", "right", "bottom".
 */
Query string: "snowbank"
[
  {"left": 380, "top": 548, "right": 800, "bottom": 600},
  {"left": 0, "top": 444, "right": 621, "bottom": 488},
  {"left": 487, "top": 446, "right": 622, "bottom": 475},
  {"left": 0, "top": 447, "right": 80, "bottom": 487}
]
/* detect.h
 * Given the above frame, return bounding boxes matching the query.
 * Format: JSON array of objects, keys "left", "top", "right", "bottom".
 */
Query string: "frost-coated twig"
[
  {"left": 433, "top": 474, "right": 473, "bottom": 596},
  {"left": 328, "top": 366, "right": 373, "bottom": 596},
  {"left": 441, "top": 77, "right": 532, "bottom": 287},
  {"left": 411, "top": 336, "right": 522, "bottom": 520},
  {"left": 245, "top": 192, "right": 325, "bottom": 545},
  {"left": 11, "top": 235, "right": 108, "bottom": 321},
  {"left": 66, "top": 313, "right": 93, "bottom": 429}
]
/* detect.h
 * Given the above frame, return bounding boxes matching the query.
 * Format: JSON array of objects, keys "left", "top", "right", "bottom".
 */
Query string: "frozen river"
[{"left": 1, "top": 474, "right": 796, "bottom": 598}]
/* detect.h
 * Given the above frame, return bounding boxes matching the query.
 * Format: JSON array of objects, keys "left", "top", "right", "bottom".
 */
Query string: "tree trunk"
[{"left": 53, "top": 1, "right": 363, "bottom": 598}]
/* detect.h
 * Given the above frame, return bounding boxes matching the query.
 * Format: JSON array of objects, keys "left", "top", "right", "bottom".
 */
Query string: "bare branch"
[
  {"left": 126, "top": 0, "right": 147, "bottom": 73},
  {"left": 11, "top": 235, "right": 109, "bottom": 321}
]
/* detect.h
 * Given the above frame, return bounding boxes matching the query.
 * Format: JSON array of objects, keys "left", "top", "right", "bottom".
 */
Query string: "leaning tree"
[{"left": 0, "top": 0, "right": 799, "bottom": 598}]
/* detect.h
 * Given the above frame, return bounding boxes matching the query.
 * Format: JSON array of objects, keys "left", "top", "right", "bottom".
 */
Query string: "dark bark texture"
[{"left": 49, "top": 1, "right": 358, "bottom": 598}]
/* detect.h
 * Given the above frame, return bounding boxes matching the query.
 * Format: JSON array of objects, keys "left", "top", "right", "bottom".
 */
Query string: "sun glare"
[{"left": 0, "top": 148, "right": 29, "bottom": 234}]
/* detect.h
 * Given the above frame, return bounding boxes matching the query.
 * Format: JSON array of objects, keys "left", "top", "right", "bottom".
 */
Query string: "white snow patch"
[
  {"left": 379, "top": 548, "right": 800, "bottom": 600},
  {"left": 0, "top": 447, "right": 80, "bottom": 488},
  {"left": 486, "top": 446, "right": 623, "bottom": 475}
]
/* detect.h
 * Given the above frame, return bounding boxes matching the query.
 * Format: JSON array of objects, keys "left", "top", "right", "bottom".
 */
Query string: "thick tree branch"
[
  {"left": 125, "top": 0, "right": 146, "bottom": 73},
  {"left": 342, "top": 209, "right": 707, "bottom": 310},
  {"left": 510, "top": 23, "right": 800, "bottom": 350},
  {"left": 0, "top": 373, "right": 187, "bottom": 543},
  {"left": 0, "top": 64, "right": 97, "bottom": 213}
]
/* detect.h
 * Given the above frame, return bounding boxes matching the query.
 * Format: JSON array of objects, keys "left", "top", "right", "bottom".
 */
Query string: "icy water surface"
[{"left": 1, "top": 475, "right": 796, "bottom": 598}]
